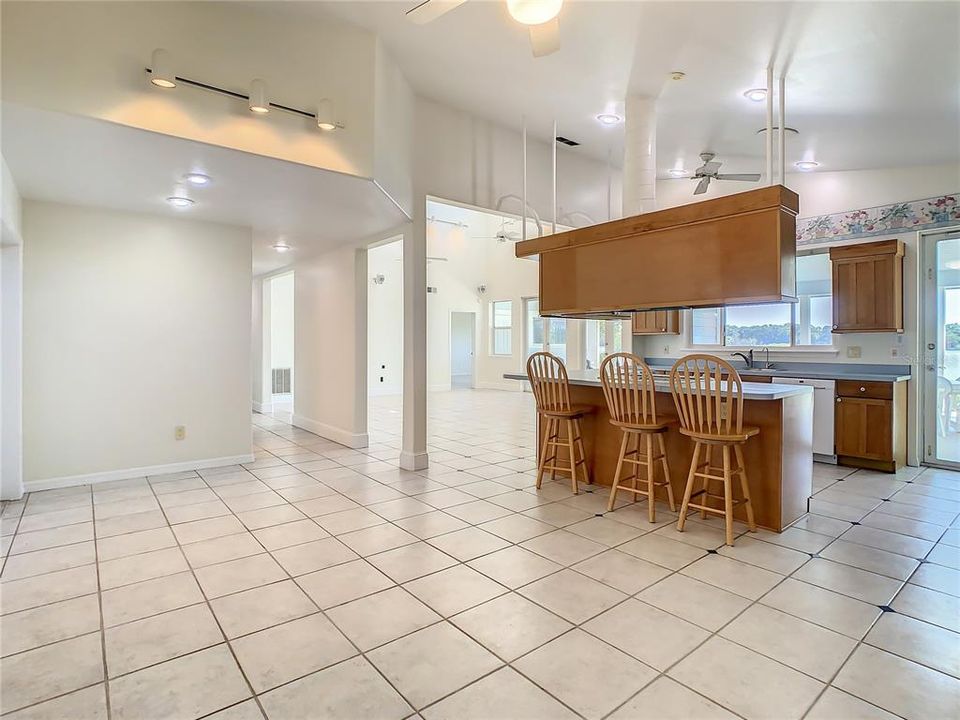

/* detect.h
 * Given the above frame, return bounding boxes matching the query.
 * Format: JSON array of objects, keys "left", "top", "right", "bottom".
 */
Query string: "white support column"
[
  {"left": 622, "top": 95, "right": 657, "bottom": 216},
  {"left": 400, "top": 214, "right": 428, "bottom": 471},
  {"left": 252, "top": 278, "right": 273, "bottom": 414}
]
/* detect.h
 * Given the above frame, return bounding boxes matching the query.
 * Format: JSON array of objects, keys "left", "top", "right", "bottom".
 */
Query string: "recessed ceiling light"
[
  {"left": 794, "top": 160, "right": 820, "bottom": 171},
  {"left": 755, "top": 126, "right": 799, "bottom": 135},
  {"left": 743, "top": 88, "right": 767, "bottom": 102},
  {"left": 272, "top": 241, "right": 291, "bottom": 253},
  {"left": 166, "top": 196, "right": 194, "bottom": 208},
  {"left": 596, "top": 113, "right": 622, "bottom": 126},
  {"left": 667, "top": 168, "right": 687, "bottom": 177},
  {"left": 184, "top": 173, "right": 211, "bottom": 186}
]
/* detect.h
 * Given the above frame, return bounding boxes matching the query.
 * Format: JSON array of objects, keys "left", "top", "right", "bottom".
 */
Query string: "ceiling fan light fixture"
[
  {"left": 506, "top": 0, "right": 563, "bottom": 25},
  {"left": 795, "top": 160, "right": 820, "bottom": 171},
  {"left": 743, "top": 88, "right": 767, "bottom": 102},
  {"left": 596, "top": 113, "right": 622, "bottom": 126}
]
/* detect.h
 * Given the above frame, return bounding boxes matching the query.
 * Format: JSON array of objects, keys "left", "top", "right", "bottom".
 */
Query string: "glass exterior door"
[{"left": 923, "top": 228, "right": 960, "bottom": 467}]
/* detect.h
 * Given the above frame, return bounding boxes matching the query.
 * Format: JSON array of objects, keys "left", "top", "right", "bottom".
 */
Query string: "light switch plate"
[{"left": 846, "top": 346, "right": 862, "bottom": 359}]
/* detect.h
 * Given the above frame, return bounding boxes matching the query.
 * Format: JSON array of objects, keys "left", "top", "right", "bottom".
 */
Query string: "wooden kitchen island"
[{"left": 505, "top": 370, "right": 814, "bottom": 532}]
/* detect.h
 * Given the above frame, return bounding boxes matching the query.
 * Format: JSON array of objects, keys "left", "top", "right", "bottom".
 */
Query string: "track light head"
[
  {"left": 150, "top": 49, "right": 176, "bottom": 88},
  {"left": 249, "top": 79, "right": 270, "bottom": 114},
  {"left": 316, "top": 98, "right": 337, "bottom": 131}
]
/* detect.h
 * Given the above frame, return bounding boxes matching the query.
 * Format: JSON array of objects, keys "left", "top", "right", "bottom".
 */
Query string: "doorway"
[
  {"left": 267, "top": 272, "right": 294, "bottom": 418},
  {"left": 922, "top": 226, "right": 960, "bottom": 468},
  {"left": 450, "top": 311, "right": 475, "bottom": 388}
]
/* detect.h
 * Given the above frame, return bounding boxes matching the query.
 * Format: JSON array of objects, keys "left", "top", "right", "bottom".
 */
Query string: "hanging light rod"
[{"left": 144, "top": 65, "right": 344, "bottom": 130}]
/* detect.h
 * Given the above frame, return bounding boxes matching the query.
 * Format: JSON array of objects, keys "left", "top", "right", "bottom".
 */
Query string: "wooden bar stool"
[
  {"left": 599, "top": 353, "right": 676, "bottom": 522},
  {"left": 669, "top": 354, "right": 758, "bottom": 546},
  {"left": 526, "top": 352, "right": 593, "bottom": 494}
]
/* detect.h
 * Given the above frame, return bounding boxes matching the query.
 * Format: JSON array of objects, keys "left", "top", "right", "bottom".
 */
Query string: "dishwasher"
[{"left": 776, "top": 377, "right": 837, "bottom": 462}]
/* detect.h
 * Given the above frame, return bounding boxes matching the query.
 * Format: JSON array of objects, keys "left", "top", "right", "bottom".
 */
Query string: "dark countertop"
[{"left": 643, "top": 360, "right": 911, "bottom": 383}]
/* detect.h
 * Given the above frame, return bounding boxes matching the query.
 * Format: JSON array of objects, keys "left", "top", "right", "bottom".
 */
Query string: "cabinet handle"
[
  {"left": 833, "top": 324, "right": 838, "bottom": 329},
  {"left": 836, "top": 398, "right": 842, "bottom": 403},
  {"left": 860, "top": 387, "right": 866, "bottom": 392}
]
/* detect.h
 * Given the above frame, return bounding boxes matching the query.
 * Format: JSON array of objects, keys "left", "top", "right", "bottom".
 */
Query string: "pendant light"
[
  {"left": 249, "top": 79, "right": 270, "bottom": 114},
  {"left": 150, "top": 49, "right": 176, "bottom": 88},
  {"left": 316, "top": 98, "right": 336, "bottom": 131}
]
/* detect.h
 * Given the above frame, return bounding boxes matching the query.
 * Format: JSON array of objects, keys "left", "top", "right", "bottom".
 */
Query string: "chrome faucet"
[
  {"left": 761, "top": 347, "right": 773, "bottom": 369},
  {"left": 731, "top": 350, "right": 754, "bottom": 369}
]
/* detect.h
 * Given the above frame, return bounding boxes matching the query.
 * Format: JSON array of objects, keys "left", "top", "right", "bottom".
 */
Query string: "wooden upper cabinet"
[
  {"left": 632, "top": 310, "right": 679, "bottom": 335},
  {"left": 829, "top": 239, "right": 904, "bottom": 333}
]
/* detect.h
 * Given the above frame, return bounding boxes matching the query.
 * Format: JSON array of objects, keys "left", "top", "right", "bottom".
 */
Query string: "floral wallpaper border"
[{"left": 797, "top": 194, "right": 960, "bottom": 247}]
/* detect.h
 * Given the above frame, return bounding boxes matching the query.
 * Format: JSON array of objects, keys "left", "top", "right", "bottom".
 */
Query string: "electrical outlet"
[
  {"left": 846, "top": 346, "right": 862, "bottom": 359},
  {"left": 662, "top": 345, "right": 670, "bottom": 354},
  {"left": 891, "top": 348, "right": 899, "bottom": 358},
  {"left": 175, "top": 425, "right": 186, "bottom": 441}
]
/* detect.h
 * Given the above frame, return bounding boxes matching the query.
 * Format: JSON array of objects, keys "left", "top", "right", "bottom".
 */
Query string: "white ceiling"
[
  {"left": 315, "top": 0, "right": 960, "bottom": 175},
  {"left": 2, "top": 104, "right": 407, "bottom": 275}
]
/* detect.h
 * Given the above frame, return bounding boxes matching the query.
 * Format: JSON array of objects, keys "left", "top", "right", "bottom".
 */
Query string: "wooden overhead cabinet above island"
[{"left": 515, "top": 185, "right": 799, "bottom": 317}]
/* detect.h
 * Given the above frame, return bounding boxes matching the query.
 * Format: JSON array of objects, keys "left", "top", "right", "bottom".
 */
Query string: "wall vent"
[
  {"left": 272, "top": 368, "right": 291, "bottom": 394},
  {"left": 556, "top": 136, "right": 580, "bottom": 147}
]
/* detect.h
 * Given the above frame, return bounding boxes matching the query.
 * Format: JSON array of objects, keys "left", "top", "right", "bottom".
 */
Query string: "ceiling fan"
[
  {"left": 690, "top": 152, "right": 761, "bottom": 195},
  {"left": 472, "top": 219, "right": 522, "bottom": 243},
  {"left": 406, "top": 0, "right": 563, "bottom": 57}
]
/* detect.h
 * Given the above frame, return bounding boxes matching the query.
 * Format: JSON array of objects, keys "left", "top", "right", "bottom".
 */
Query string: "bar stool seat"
[
  {"left": 679, "top": 425, "right": 759, "bottom": 443},
  {"left": 540, "top": 404, "right": 595, "bottom": 419},
  {"left": 526, "top": 352, "right": 593, "bottom": 495},
  {"left": 599, "top": 353, "right": 676, "bottom": 522}
]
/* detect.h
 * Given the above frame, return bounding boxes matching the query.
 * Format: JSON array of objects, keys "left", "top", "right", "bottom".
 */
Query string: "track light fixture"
[
  {"left": 145, "top": 50, "right": 342, "bottom": 131},
  {"left": 249, "top": 79, "right": 270, "bottom": 114},
  {"left": 150, "top": 49, "right": 176, "bottom": 88}
]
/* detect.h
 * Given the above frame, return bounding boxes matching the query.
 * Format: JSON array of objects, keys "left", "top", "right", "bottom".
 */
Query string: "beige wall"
[{"left": 22, "top": 201, "right": 252, "bottom": 487}]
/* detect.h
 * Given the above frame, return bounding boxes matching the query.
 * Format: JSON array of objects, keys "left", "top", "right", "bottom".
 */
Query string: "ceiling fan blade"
[
  {"left": 716, "top": 173, "right": 761, "bottom": 182},
  {"left": 694, "top": 176, "right": 711, "bottom": 195},
  {"left": 529, "top": 18, "right": 560, "bottom": 57},
  {"left": 405, "top": 0, "right": 467, "bottom": 24},
  {"left": 697, "top": 161, "right": 722, "bottom": 175}
]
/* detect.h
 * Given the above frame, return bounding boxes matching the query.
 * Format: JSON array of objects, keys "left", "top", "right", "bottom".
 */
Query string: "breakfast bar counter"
[{"left": 504, "top": 370, "right": 814, "bottom": 532}]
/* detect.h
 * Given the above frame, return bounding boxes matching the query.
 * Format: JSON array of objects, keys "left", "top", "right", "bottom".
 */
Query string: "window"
[
  {"left": 584, "top": 319, "right": 626, "bottom": 369},
  {"left": 491, "top": 300, "right": 512, "bottom": 355},
  {"left": 523, "top": 297, "right": 567, "bottom": 361},
  {"left": 690, "top": 253, "right": 833, "bottom": 348}
]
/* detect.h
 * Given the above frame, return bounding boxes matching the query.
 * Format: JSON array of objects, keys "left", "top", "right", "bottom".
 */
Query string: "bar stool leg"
[
  {"left": 657, "top": 434, "right": 677, "bottom": 512},
  {"left": 646, "top": 433, "right": 656, "bottom": 523},
  {"left": 565, "top": 419, "right": 578, "bottom": 494},
  {"left": 700, "top": 446, "right": 712, "bottom": 519},
  {"left": 677, "top": 441, "right": 701, "bottom": 532},
  {"left": 573, "top": 418, "right": 591, "bottom": 484},
  {"left": 734, "top": 444, "right": 757, "bottom": 532},
  {"left": 722, "top": 445, "right": 735, "bottom": 546},
  {"left": 536, "top": 416, "right": 552, "bottom": 489},
  {"left": 608, "top": 431, "right": 629, "bottom": 511}
]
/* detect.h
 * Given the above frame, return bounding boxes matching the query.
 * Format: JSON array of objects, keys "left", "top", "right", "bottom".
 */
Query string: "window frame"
[
  {"left": 490, "top": 299, "right": 513, "bottom": 356},
  {"left": 687, "top": 251, "right": 836, "bottom": 352}
]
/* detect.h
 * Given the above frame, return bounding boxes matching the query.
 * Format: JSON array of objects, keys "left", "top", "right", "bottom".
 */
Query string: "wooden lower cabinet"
[
  {"left": 835, "top": 381, "right": 907, "bottom": 472},
  {"left": 632, "top": 310, "right": 680, "bottom": 335}
]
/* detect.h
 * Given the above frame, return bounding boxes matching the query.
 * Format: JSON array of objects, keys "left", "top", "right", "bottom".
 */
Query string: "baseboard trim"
[
  {"left": 291, "top": 414, "right": 368, "bottom": 449},
  {"left": 252, "top": 401, "right": 273, "bottom": 413},
  {"left": 24, "top": 453, "right": 256, "bottom": 493},
  {"left": 400, "top": 450, "right": 429, "bottom": 471}
]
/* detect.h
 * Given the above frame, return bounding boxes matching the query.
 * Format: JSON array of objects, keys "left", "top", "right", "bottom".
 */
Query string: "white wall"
[
  {"left": 373, "top": 42, "right": 414, "bottom": 217},
  {"left": 2, "top": 1, "right": 377, "bottom": 179},
  {"left": 22, "top": 201, "right": 253, "bottom": 487},
  {"left": 292, "top": 244, "right": 368, "bottom": 448},
  {"left": 269, "top": 272, "right": 294, "bottom": 374},
  {"left": 367, "top": 240, "right": 403, "bottom": 397},
  {"left": 1, "top": 155, "right": 24, "bottom": 498}
]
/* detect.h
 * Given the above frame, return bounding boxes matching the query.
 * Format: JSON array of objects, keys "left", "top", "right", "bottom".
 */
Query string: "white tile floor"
[{"left": 1, "top": 388, "right": 959, "bottom": 719}]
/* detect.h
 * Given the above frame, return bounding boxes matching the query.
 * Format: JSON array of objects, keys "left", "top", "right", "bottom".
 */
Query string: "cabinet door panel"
[
  {"left": 835, "top": 397, "right": 866, "bottom": 457},
  {"left": 835, "top": 396, "right": 893, "bottom": 460}
]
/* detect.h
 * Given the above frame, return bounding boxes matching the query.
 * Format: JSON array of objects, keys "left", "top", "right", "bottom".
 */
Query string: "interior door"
[{"left": 922, "top": 227, "right": 960, "bottom": 468}]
